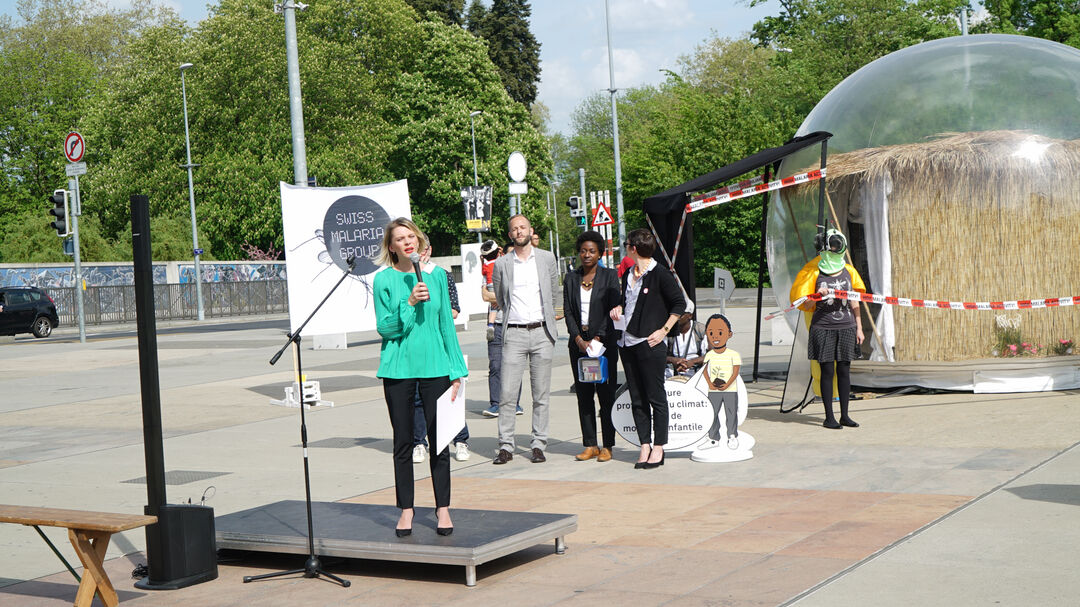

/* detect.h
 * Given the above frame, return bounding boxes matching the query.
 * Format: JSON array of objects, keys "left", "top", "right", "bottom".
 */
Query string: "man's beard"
[{"left": 513, "top": 235, "right": 530, "bottom": 247}]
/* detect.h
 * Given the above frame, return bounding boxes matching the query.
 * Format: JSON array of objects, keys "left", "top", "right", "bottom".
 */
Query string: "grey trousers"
[
  {"left": 707, "top": 391, "right": 739, "bottom": 440},
  {"left": 498, "top": 325, "right": 554, "bottom": 451}
]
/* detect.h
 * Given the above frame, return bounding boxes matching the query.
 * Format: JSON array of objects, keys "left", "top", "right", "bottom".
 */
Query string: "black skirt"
[{"left": 808, "top": 325, "right": 860, "bottom": 362}]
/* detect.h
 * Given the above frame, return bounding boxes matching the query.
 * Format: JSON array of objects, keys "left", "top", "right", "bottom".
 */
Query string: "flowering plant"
[
  {"left": 991, "top": 314, "right": 1023, "bottom": 357},
  {"left": 1052, "top": 339, "right": 1075, "bottom": 356}
]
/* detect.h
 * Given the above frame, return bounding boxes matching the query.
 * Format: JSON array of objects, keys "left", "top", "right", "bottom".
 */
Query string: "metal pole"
[
  {"left": 578, "top": 168, "right": 586, "bottom": 215},
  {"left": 281, "top": 0, "right": 308, "bottom": 186},
  {"left": 470, "top": 111, "right": 482, "bottom": 244},
  {"left": 71, "top": 176, "right": 85, "bottom": 343},
  {"left": 470, "top": 112, "right": 480, "bottom": 187},
  {"left": 960, "top": 9, "right": 968, "bottom": 35},
  {"left": 180, "top": 65, "right": 205, "bottom": 321},
  {"left": 604, "top": 0, "right": 626, "bottom": 263}
]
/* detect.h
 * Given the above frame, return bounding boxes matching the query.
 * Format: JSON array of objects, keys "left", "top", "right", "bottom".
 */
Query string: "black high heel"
[
  {"left": 437, "top": 526, "right": 454, "bottom": 536},
  {"left": 644, "top": 452, "right": 665, "bottom": 469},
  {"left": 395, "top": 528, "right": 412, "bottom": 538},
  {"left": 634, "top": 447, "right": 652, "bottom": 469}
]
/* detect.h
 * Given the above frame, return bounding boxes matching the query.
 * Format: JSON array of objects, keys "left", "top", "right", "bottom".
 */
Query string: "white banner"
[
  {"left": 459, "top": 242, "right": 486, "bottom": 316},
  {"left": 281, "top": 180, "right": 411, "bottom": 335}
]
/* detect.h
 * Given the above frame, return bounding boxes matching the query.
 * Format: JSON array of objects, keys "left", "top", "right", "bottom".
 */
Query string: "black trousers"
[
  {"left": 383, "top": 376, "right": 451, "bottom": 509},
  {"left": 569, "top": 343, "right": 618, "bottom": 449},
  {"left": 619, "top": 340, "right": 669, "bottom": 446}
]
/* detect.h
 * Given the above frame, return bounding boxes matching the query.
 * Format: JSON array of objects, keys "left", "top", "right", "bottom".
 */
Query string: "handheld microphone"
[
  {"left": 408, "top": 252, "right": 424, "bottom": 284},
  {"left": 346, "top": 253, "right": 356, "bottom": 269}
]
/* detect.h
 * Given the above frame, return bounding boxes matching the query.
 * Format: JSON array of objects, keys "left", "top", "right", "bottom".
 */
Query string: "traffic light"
[
  {"left": 49, "top": 189, "right": 70, "bottom": 237},
  {"left": 566, "top": 196, "right": 587, "bottom": 228}
]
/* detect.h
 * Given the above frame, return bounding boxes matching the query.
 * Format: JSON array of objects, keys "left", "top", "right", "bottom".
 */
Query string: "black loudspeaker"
[{"left": 135, "top": 504, "right": 218, "bottom": 590}]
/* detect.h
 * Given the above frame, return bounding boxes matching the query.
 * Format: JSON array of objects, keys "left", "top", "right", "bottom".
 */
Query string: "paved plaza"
[{"left": 1, "top": 298, "right": 1078, "bottom": 606}]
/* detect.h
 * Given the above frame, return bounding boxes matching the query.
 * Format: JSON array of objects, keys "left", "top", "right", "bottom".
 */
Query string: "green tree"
[
  {"left": 0, "top": 209, "right": 122, "bottom": 262},
  {"left": 402, "top": 0, "right": 465, "bottom": 26},
  {"left": 0, "top": 0, "right": 170, "bottom": 240},
  {"left": 464, "top": 0, "right": 487, "bottom": 34},
  {"left": 476, "top": 0, "right": 541, "bottom": 107},
  {"left": 78, "top": 0, "right": 550, "bottom": 260},
  {"left": 978, "top": 0, "right": 1080, "bottom": 47}
]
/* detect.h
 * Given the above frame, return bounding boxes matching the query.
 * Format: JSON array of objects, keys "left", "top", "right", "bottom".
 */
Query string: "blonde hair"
[{"left": 376, "top": 217, "right": 429, "bottom": 267}]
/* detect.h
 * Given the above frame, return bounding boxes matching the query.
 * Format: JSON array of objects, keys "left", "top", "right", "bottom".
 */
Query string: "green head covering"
[{"left": 817, "top": 229, "right": 847, "bottom": 274}]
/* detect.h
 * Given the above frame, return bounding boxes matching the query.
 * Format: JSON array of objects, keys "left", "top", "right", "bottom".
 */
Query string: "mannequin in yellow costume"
[{"left": 789, "top": 229, "right": 866, "bottom": 428}]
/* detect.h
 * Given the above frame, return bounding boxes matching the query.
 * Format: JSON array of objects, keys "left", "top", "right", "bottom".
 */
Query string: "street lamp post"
[
  {"left": 469, "top": 110, "right": 482, "bottom": 243},
  {"left": 179, "top": 63, "right": 204, "bottom": 321}
]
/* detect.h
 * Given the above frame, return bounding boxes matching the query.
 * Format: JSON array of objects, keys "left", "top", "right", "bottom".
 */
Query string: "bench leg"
[
  {"left": 555, "top": 536, "right": 566, "bottom": 554},
  {"left": 69, "top": 529, "right": 119, "bottom": 607}
]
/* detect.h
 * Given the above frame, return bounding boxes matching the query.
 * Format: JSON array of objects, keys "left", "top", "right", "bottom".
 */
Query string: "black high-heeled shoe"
[
  {"left": 437, "top": 526, "right": 454, "bottom": 536},
  {"left": 395, "top": 528, "right": 412, "bottom": 538},
  {"left": 644, "top": 452, "right": 665, "bottom": 469},
  {"left": 635, "top": 448, "right": 652, "bottom": 469}
]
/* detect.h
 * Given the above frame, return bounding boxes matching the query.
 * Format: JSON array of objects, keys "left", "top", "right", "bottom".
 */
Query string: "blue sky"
[{"left": 0, "top": 0, "right": 777, "bottom": 134}]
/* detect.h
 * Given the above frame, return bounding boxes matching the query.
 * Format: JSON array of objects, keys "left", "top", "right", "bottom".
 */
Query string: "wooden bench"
[{"left": 0, "top": 505, "right": 156, "bottom": 607}]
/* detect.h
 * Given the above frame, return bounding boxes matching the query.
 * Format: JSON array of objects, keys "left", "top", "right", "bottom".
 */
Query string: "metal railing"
[{"left": 50, "top": 280, "right": 288, "bottom": 326}]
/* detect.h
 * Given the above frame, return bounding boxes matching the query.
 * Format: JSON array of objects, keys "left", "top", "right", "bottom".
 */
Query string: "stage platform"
[{"left": 215, "top": 500, "right": 577, "bottom": 586}]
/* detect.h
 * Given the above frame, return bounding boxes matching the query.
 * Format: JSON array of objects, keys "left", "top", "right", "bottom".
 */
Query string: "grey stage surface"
[{"left": 215, "top": 500, "right": 577, "bottom": 586}]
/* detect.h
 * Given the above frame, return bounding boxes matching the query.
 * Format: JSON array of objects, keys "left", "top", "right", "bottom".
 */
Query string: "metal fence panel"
[{"left": 50, "top": 280, "right": 288, "bottom": 326}]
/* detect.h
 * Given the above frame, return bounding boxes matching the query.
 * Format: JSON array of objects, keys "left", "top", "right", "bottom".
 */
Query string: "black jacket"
[
  {"left": 619, "top": 261, "right": 686, "bottom": 338},
  {"left": 563, "top": 265, "right": 620, "bottom": 346}
]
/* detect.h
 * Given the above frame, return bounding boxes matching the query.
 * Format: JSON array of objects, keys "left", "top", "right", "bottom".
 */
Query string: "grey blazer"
[{"left": 492, "top": 247, "right": 559, "bottom": 343}]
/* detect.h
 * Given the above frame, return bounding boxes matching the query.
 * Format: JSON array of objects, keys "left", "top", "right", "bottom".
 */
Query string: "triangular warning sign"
[{"left": 592, "top": 203, "right": 613, "bottom": 227}]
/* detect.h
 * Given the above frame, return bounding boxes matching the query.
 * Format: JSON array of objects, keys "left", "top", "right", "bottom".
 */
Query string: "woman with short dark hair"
[
  {"left": 563, "top": 230, "right": 620, "bottom": 462},
  {"left": 610, "top": 228, "right": 686, "bottom": 469}
]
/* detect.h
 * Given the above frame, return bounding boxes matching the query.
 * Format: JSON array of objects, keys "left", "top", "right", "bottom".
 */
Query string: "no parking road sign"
[{"left": 64, "top": 132, "right": 85, "bottom": 163}]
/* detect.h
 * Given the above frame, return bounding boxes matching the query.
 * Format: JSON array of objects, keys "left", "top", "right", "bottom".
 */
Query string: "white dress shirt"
[{"left": 507, "top": 248, "right": 544, "bottom": 324}]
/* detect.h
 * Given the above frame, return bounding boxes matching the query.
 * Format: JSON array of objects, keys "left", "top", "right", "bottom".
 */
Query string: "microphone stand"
[{"left": 243, "top": 256, "right": 357, "bottom": 588}]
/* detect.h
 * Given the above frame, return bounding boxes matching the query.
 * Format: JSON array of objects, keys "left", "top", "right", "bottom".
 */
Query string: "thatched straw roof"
[{"left": 794, "top": 130, "right": 1080, "bottom": 192}]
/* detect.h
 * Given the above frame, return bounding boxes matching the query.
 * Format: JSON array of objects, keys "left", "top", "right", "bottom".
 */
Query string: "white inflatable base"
[{"left": 690, "top": 432, "right": 755, "bottom": 463}]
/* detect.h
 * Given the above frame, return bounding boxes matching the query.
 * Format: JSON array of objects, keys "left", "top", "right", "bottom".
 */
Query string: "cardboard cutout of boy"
[{"left": 701, "top": 314, "right": 742, "bottom": 450}]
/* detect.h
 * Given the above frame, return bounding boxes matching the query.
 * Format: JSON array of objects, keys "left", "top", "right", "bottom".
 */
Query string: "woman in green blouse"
[{"left": 374, "top": 218, "right": 467, "bottom": 537}]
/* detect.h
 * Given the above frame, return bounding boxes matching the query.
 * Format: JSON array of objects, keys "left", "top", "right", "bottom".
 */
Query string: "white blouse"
[{"left": 580, "top": 285, "right": 593, "bottom": 325}]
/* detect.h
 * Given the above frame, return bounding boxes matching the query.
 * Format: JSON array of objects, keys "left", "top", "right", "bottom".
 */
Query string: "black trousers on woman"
[
  {"left": 569, "top": 344, "right": 618, "bottom": 448},
  {"left": 383, "top": 376, "right": 451, "bottom": 509},
  {"left": 619, "top": 340, "right": 669, "bottom": 445}
]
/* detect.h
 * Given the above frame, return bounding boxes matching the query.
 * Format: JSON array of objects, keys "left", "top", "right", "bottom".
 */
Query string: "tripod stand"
[{"left": 243, "top": 257, "right": 356, "bottom": 588}]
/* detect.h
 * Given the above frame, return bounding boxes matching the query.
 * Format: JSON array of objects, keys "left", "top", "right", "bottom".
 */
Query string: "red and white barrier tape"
[
  {"left": 764, "top": 290, "right": 1080, "bottom": 321},
  {"left": 691, "top": 174, "right": 766, "bottom": 201},
  {"left": 687, "top": 168, "right": 825, "bottom": 213}
]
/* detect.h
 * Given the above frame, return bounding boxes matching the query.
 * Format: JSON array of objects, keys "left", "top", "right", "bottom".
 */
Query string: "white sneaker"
[
  {"left": 454, "top": 442, "right": 471, "bottom": 462},
  {"left": 697, "top": 439, "right": 720, "bottom": 450},
  {"left": 727, "top": 436, "right": 739, "bottom": 450},
  {"left": 412, "top": 444, "right": 427, "bottom": 463}
]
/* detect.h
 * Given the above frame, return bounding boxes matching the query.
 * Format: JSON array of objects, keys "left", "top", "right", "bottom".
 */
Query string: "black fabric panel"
[{"left": 642, "top": 131, "right": 833, "bottom": 215}]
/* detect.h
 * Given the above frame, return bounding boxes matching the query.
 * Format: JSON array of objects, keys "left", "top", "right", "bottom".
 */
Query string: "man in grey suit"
[{"left": 491, "top": 214, "right": 559, "bottom": 464}]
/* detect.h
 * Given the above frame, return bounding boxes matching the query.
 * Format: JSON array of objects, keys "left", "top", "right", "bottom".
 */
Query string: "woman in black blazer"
[
  {"left": 563, "top": 230, "right": 621, "bottom": 462},
  {"left": 610, "top": 228, "right": 686, "bottom": 469}
]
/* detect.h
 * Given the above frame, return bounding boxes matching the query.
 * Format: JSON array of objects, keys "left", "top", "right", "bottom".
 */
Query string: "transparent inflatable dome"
[{"left": 767, "top": 34, "right": 1080, "bottom": 369}]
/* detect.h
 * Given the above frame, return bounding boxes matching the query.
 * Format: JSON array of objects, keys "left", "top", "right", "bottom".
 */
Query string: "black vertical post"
[
  {"left": 131, "top": 194, "right": 166, "bottom": 514},
  {"left": 753, "top": 166, "right": 772, "bottom": 381},
  {"left": 817, "top": 140, "right": 828, "bottom": 235}
]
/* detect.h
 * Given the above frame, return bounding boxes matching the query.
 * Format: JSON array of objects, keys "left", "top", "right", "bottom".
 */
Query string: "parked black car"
[{"left": 0, "top": 286, "right": 60, "bottom": 338}]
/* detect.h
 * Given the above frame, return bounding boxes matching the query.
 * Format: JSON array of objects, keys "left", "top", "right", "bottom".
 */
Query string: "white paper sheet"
[
  {"left": 586, "top": 340, "right": 606, "bottom": 357},
  {"left": 435, "top": 378, "right": 466, "bottom": 454},
  {"left": 612, "top": 314, "right": 628, "bottom": 331}
]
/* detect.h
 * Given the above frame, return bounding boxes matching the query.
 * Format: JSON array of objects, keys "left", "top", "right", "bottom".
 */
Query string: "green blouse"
[{"left": 374, "top": 265, "right": 468, "bottom": 381}]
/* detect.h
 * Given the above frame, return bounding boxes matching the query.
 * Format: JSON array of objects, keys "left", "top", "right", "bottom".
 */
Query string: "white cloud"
[
  {"left": 610, "top": 0, "right": 694, "bottom": 31},
  {"left": 589, "top": 47, "right": 653, "bottom": 90}
]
